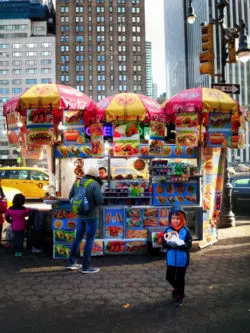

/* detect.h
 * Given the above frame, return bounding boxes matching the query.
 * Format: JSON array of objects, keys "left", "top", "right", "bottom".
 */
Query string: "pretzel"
[{"left": 163, "top": 230, "right": 179, "bottom": 242}]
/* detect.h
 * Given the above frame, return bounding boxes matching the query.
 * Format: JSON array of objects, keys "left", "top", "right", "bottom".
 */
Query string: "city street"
[{"left": 0, "top": 211, "right": 250, "bottom": 333}]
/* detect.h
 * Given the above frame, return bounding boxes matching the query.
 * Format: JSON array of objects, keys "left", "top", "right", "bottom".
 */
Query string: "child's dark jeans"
[
  {"left": 13, "top": 230, "right": 25, "bottom": 253},
  {"left": 166, "top": 265, "right": 187, "bottom": 298}
]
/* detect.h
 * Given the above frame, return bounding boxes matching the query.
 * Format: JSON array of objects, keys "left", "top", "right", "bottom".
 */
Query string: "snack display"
[{"left": 153, "top": 182, "right": 198, "bottom": 206}]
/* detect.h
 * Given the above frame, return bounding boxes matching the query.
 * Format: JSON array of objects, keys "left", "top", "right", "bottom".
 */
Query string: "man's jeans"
[{"left": 68, "top": 218, "right": 97, "bottom": 270}]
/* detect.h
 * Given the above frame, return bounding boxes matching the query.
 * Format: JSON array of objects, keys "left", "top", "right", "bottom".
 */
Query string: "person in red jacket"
[
  {"left": 0, "top": 179, "right": 6, "bottom": 245},
  {"left": 5, "top": 194, "right": 30, "bottom": 257}
]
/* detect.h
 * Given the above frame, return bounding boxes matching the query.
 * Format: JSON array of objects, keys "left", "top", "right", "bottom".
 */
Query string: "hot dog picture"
[
  {"left": 209, "top": 132, "right": 226, "bottom": 145},
  {"left": 64, "top": 129, "right": 81, "bottom": 142}
]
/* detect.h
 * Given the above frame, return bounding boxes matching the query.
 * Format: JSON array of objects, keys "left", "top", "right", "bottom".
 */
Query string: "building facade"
[
  {"left": 0, "top": 0, "right": 55, "bottom": 165},
  {"left": 56, "top": 0, "right": 147, "bottom": 101},
  {"left": 164, "top": 0, "right": 250, "bottom": 163},
  {"left": 145, "top": 40, "right": 153, "bottom": 97}
]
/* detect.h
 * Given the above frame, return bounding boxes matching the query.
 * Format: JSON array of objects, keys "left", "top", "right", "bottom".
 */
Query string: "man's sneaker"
[
  {"left": 81, "top": 267, "right": 100, "bottom": 274},
  {"left": 66, "top": 263, "right": 82, "bottom": 270}
]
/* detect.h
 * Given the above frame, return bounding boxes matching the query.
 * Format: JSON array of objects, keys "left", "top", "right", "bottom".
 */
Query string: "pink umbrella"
[{"left": 162, "top": 87, "right": 239, "bottom": 123}]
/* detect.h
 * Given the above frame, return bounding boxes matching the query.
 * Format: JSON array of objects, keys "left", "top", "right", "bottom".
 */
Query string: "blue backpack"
[{"left": 71, "top": 178, "right": 94, "bottom": 215}]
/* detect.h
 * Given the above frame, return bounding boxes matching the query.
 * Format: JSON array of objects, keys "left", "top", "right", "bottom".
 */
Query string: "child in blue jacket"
[{"left": 163, "top": 206, "right": 192, "bottom": 307}]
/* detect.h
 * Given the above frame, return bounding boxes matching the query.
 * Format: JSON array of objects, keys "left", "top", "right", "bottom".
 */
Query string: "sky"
[
  {"left": 50, "top": 0, "right": 166, "bottom": 94},
  {"left": 145, "top": 0, "right": 166, "bottom": 94}
]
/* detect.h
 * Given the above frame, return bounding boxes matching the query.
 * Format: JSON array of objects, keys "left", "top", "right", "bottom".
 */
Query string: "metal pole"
[
  {"left": 218, "top": 152, "right": 235, "bottom": 227},
  {"left": 215, "top": 0, "right": 235, "bottom": 228}
]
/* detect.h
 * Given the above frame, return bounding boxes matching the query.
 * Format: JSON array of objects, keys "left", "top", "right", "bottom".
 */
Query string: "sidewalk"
[{"left": 0, "top": 217, "right": 249, "bottom": 333}]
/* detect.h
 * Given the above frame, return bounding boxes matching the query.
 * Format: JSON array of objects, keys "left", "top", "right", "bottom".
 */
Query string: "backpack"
[{"left": 71, "top": 178, "right": 94, "bottom": 215}]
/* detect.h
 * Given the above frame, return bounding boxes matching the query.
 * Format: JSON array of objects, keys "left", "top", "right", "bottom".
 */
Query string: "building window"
[
  {"left": 26, "top": 79, "right": 37, "bottom": 85},
  {"left": 0, "top": 80, "right": 9, "bottom": 85},
  {"left": 0, "top": 43, "right": 9, "bottom": 49},
  {"left": 26, "top": 68, "right": 37, "bottom": 74},
  {"left": 42, "top": 42, "right": 52, "bottom": 48},
  {"left": 12, "top": 43, "right": 22, "bottom": 49},
  {"left": 12, "top": 69, "right": 22, "bottom": 75},
  {"left": 41, "top": 78, "right": 52, "bottom": 84},
  {"left": 12, "top": 60, "right": 22, "bottom": 66},
  {"left": 25, "top": 51, "right": 37, "bottom": 57},
  {"left": 75, "top": 36, "right": 84, "bottom": 42},
  {"left": 25, "top": 60, "right": 37, "bottom": 65},
  {"left": 12, "top": 88, "right": 22, "bottom": 94},
  {"left": 0, "top": 88, "right": 9, "bottom": 94},
  {"left": 26, "top": 43, "right": 37, "bottom": 48},
  {"left": 41, "top": 59, "right": 52, "bottom": 65},
  {"left": 12, "top": 52, "right": 22, "bottom": 57},
  {"left": 12, "top": 79, "right": 22, "bottom": 85},
  {"left": 41, "top": 68, "right": 52, "bottom": 74}
]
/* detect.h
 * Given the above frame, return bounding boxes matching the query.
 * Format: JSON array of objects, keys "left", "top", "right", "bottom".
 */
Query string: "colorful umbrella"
[
  {"left": 94, "top": 93, "right": 166, "bottom": 123},
  {"left": 162, "top": 87, "right": 239, "bottom": 123},
  {"left": 3, "top": 84, "right": 95, "bottom": 115}
]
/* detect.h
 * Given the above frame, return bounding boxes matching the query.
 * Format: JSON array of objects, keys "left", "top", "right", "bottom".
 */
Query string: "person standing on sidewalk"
[
  {"left": 0, "top": 179, "right": 7, "bottom": 245},
  {"left": 162, "top": 206, "right": 192, "bottom": 307},
  {"left": 66, "top": 167, "right": 103, "bottom": 274},
  {"left": 5, "top": 193, "right": 30, "bottom": 257}
]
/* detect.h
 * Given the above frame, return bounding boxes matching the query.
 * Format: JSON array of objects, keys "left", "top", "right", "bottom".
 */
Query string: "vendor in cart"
[{"left": 98, "top": 167, "right": 108, "bottom": 180}]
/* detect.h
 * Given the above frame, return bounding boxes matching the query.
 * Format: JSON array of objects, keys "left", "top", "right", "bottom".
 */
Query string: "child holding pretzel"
[{"left": 163, "top": 205, "right": 192, "bottom": 307}]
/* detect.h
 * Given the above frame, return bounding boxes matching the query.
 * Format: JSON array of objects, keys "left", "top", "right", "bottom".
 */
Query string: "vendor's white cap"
[{"left": 86, "top": 166, "right": 99, "bottom": 178}]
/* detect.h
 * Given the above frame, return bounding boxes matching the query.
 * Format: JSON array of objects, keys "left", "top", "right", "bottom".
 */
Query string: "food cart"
[
  {"left": 4, "top": 88, "right": 245, "bottom": 257},
  {"left": 52, "top": 92, "right": 204, "bottom": 257}
]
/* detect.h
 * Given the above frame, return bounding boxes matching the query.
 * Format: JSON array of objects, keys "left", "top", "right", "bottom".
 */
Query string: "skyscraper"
[
  {"left": 56, "top": 0, "right": 147, "bottom": 101},
  {"left": 0, "top": 0, "right": 55, "bottom": 165},
  {"left": 164, "top": 0, "right": 250, "bottom": 162},
  {"left": 145, "top": 40, "right": 153, "bottom": 97}
]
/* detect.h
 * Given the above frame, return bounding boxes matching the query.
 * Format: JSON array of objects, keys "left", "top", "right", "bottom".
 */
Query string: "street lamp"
[
  {"left": 189, "top": 0, "right": 250, "bottom": 228},
  {"left": 236, "top": 20, "right": 250, "bottom": 63},
  {"left": 187, "top": 0, "right": 197, "bottom": 25}
]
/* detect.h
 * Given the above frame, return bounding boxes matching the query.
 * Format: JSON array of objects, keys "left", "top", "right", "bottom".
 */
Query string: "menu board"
[
  {"left": 139, "top": 144, "right": 198, "bottom": 159},
  {"left": 175, "top": 113, "right": 199, "bottom": 147},
  {"left": 152, "top": 182, "right": 198, "bottom": 206},
  {"left": 6, "top": 112, "right": 22, "bottom": 146},
  {"left": 27, "top": 108, "right": 54, "bottom": 146},
  {"left": 90, "top": 123, "right": 104, "bottom": 157},
  {"left": 113, "top": 123, "right": 139, "bottom": 157},
  {"left": 208, "top": 112, "right": 232, "bottom": 147},
  {"left": 54, "top": 144, "right": 92, "bottom": 158},
  {"left": 63, "top": 110, "right": 85, "bottom": 145}
]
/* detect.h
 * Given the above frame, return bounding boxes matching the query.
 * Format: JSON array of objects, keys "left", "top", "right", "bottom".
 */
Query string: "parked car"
[
  {"left": 230, "top": 175, "right": 250, "bottom": 211},
  {"left": 0, "top": 167, "right": 49, "bottom": 199}
]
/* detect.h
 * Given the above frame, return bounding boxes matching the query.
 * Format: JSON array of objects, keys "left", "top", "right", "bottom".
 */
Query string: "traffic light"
[
  {"left": 200, "top": 23, "right": 214, "bottom": 75},
  {"left": 228, "top": 39, "right": 237, "bottom": 63}
]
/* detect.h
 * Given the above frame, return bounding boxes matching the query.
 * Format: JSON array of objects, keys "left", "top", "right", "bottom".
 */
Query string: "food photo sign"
[
  {"left": 63, "top": 110, "right": 85, "bottom": 145},
  {"left": 208, "top": 112, "right": 232, "bottom": 147},
  {"left": 113, "top": 123, "right": 140, "bottom": 157},
  {"left": 6, "top": 111, "right": 22, "bottom": 146},
  {"left": 152, "top": 182, "right": 198, "bottom": 206},
  {"left": 26, "top": 108, "right": 54, "bottom": 145}
]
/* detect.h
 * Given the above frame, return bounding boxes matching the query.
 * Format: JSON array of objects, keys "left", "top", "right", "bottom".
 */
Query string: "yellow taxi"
[{"left": 0, "top": 167, "right": 49, "bottom": 199}]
